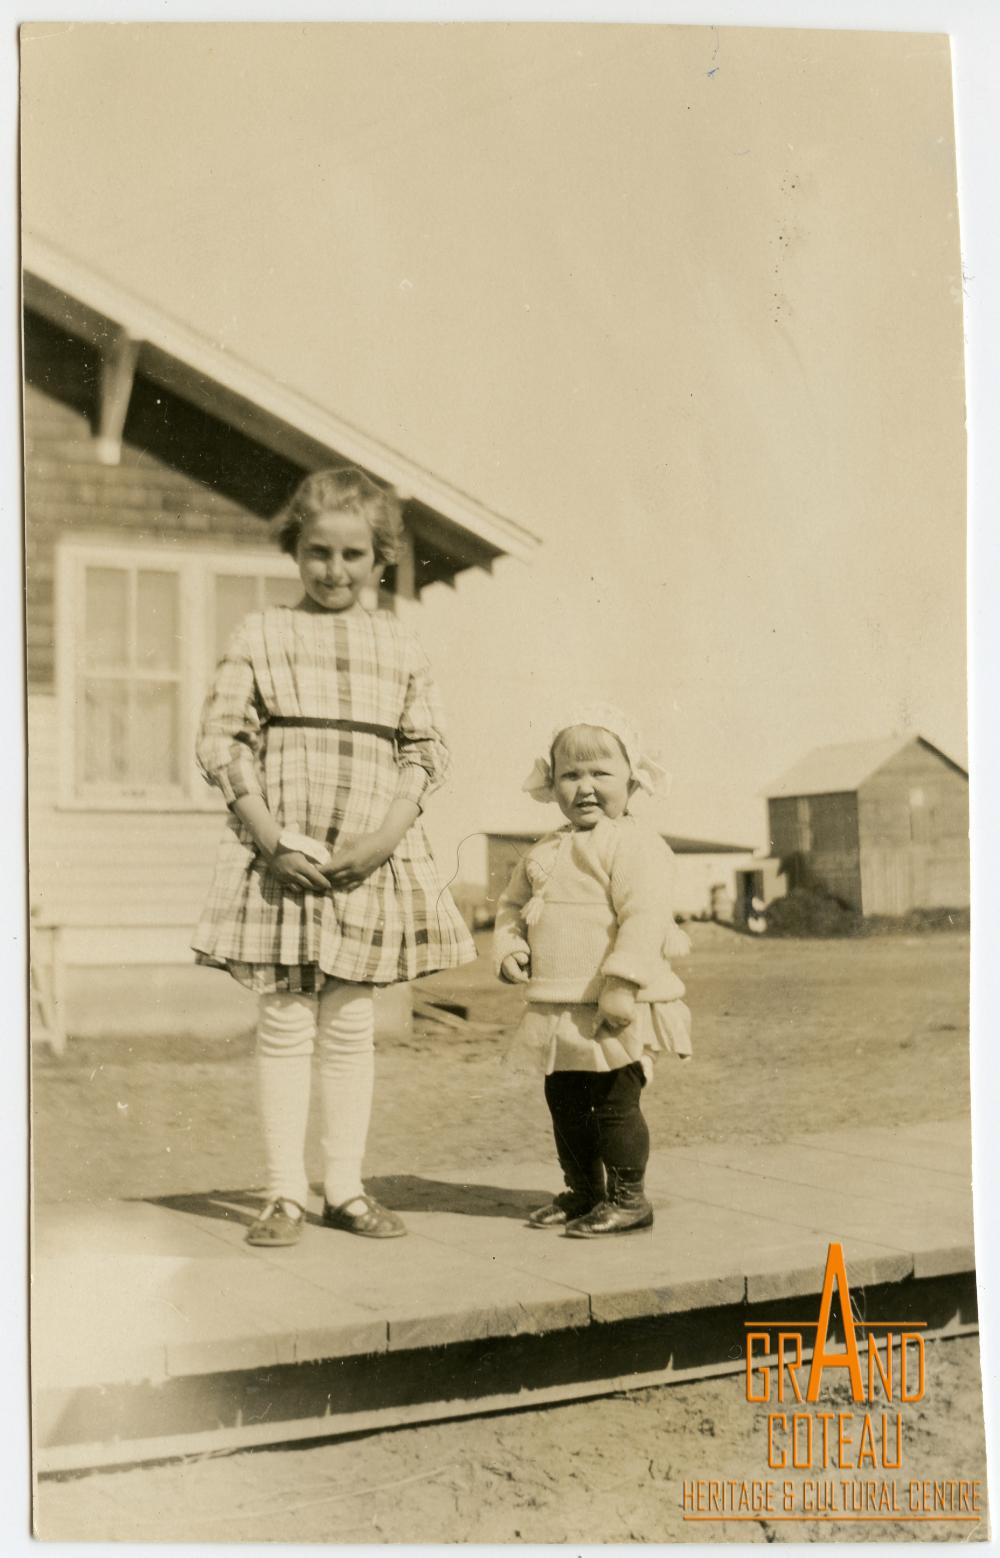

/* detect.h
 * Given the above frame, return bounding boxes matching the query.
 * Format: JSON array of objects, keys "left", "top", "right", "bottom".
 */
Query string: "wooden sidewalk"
[{"left": 33, "top": 1117, "right": 977, "bottom": 1472}]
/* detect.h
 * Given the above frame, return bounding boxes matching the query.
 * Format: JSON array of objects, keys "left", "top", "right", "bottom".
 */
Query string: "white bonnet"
[{"left": 521, "top": 702, "right": 668, "bottom": 804}]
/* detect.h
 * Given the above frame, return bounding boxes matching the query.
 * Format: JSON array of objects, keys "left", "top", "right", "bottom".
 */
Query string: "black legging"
[{"left": 544, "top": 1061, "right": 649, "bottom": 1179}]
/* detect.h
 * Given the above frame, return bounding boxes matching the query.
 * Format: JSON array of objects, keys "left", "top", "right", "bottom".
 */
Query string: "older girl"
[{"left": 194, "top": 467, "right": 475, "bottom": 1246}]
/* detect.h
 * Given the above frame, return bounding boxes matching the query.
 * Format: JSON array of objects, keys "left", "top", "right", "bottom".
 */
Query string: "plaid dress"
[{"left": 192, "top": 605, "right": 477, "bottom": 992}]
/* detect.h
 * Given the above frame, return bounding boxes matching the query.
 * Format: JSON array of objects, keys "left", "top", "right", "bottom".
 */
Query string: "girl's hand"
[
  {"left": 598, "top": 976, "right": 638, "bottom": 1030},
  {"left": 267, "top": 847, "right": 331, "bottom": 893},
  {"left": 500, "top": 952, "right": 531, "bottom": 984},
  {"left": 322, "top": 832, "right": 393, "bottom": 891}
]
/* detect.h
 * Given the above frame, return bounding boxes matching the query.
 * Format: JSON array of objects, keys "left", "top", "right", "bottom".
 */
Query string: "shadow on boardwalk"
[{"left": 145, "top": 1174, "right": 549, "bottom": 1229}]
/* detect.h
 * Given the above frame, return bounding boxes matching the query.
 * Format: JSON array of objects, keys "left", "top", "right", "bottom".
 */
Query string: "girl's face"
[
  {"left": 551, "top": 728, "right": 633, "bottom": 829},
  {"left": 296, "top": 511, "right": 377, "bottom": 612}
]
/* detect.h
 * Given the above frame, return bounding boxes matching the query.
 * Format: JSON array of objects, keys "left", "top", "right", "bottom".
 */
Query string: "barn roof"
[
  {"left": 764, "top": 734, "right": 968, "bottom": 799},
  {"left": 22, "top": 232, "right": 540, "bottom": 573}
]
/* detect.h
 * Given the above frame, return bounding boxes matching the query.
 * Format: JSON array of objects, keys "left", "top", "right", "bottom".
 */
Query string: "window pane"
[
  {"left": 214, "top": 575, "right": 258, "bottom": 660},
  {"left": 133, "top": 682, "right": 180, "bottom": 786},
  {"left": 136, "top": 570, "right": 180, "bottom": 669},
  {"left": 264, "top": 574, "right": 302, "bottom": 609},
  {"left": 84, "top": 568, "right": 128, "bottom": 669},
  {"left": 81, "top": 680, "right": 129, "bottom": 785}
]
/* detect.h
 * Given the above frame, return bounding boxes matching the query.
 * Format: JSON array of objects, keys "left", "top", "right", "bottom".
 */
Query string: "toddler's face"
[
  {"left": 551, "top": 731, "right": 633, "bottom": 829},
  {"left": 296, "top": 511, "right": 376, "bottom": 612}
]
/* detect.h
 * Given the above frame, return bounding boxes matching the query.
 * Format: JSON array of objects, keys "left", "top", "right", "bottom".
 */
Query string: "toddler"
[{"left": 494, "top": 705, "right": 691, "bottom": 1236}]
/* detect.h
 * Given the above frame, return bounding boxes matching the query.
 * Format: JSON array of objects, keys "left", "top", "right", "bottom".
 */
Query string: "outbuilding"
[{"left": 762, "top": 734, "right": 968, "bottom": 916}]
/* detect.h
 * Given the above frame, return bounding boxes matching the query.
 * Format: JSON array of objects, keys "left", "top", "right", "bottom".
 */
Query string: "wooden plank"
[
  {"left": 788, "top": 1121, "right": 971, "bottom": 1180},
  {"left": 637, "top": 1157, "right": 971, "bottom": 1268},
  {"left": 744, "top": 1243, "right": 912, "bottom": 1304},
  {"left": 179, "top": 1191, "right": 591, "bottom": 1352},
  {"left": 412, "top": 996, "right": 502, "bottom": 1035},
  {"left": 667, "top": 1139, "right": 970, "bottom": 1214},
  {"left": 31, "top": 1122, "right": 979, "bottom": 1461},
  {"left": 34, "top": 1269, "right": 980, "bottom": 1476},
  {"left": 33, "top": 1198, "right": 388, "bottom": 1388},
  {"left": 401, "top": 1161, "right": 915, "bottom": 1312}
]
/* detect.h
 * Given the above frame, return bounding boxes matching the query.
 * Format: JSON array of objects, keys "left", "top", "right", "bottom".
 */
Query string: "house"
[
  {"left": 762, "top": 734, "right": 969, "bottom": 916},
  {"left": 23, "top": 236, "right": 537, "bottom": 1032},
  {"left": 484, "top": 831, "right": 758, "bottom": 924}
]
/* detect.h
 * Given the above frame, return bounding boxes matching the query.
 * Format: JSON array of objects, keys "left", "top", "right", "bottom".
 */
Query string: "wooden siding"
[
  {"left": 21, "top": 312, "right": 483, "bottom": 970},
  {"left": 857, "top": 741, "right": 968, "bottom": 912},
  {"left": 768, "top": 740, "right": 968, "bottom": 916},
  {"left": 24, "top": 311, "right": 304, "bottom": 692},
  {"left": 28, "top": 693, "right": 223, "bottom": 960},
  {"left": 768, "top": 796, "right": 805, "bottom": 860},
  {"left": 768, "top": 792, "right": 862, "bottom": 908},
  {"left": 23, "top": 315, "right": 309, "bottom": 961}
]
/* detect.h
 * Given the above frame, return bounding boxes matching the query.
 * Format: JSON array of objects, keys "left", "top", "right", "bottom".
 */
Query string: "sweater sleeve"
[
  {"left": 601, "top": 826, "right": 677, "bottom": 987},
  {"left": 195, "top": 619, "right": 266, "bottom": 806},
  {"left": 394, "top": 629, "right": 452, "bottom": 809},
  {"left": 492, "top": 856, "right": 533, "bottom": 975}
]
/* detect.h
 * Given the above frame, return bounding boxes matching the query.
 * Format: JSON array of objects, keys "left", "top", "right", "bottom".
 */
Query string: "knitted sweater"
[{"left": 493, "top": 815, "right": 688, "bottom": 1005}]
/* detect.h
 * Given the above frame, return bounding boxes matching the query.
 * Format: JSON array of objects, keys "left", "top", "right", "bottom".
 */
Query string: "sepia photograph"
[{"left": 18, "top": 9, "right": 992, "bottom": 1544}]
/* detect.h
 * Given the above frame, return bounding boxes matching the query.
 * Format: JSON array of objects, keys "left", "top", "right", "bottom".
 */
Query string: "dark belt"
[{"left": 269, "top": 716, "right": 399, "bottom": 741}]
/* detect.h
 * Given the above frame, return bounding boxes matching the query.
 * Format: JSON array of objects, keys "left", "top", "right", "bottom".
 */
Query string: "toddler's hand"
[
  {"left": 499, "top": 952, "right": 531, "bottom": 984},
  {"left": 323, "top": 832, "right": 393, "bottom": 891},
  {"left": 268, "top": 847, "right": 331, "bottom": 892},
  {"left": 598, "top": 976, "right": 638, "bottom": 1030}
]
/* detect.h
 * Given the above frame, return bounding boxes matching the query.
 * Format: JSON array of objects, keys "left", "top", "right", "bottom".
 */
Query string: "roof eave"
[{"left": 22, "top": 232, "right": 540, "bottom": 565}]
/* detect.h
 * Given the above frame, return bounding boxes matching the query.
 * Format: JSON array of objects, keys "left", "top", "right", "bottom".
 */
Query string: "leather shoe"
[
  {"left": 246, "top": 1198, "right": 306, "bottom": 1247},
  {"left": 527, "top": 1189, "right": 599, "bottom": 1229},
  {"left": 564, "top": 1197, "right": 654, "bottom": 1236},
  {"left": 322, "top": 1193, "right": 407, "bottom": 1238}
]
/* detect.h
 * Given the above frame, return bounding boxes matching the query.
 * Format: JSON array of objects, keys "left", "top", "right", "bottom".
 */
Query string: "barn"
[
  {"left": 763, "top": 734, "right": 969, "bottom": 916},
  {"left": 23, "top": 236, "right": 537, "bottom": 1034}
]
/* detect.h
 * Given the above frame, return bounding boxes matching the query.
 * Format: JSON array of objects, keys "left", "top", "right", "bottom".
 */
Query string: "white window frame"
[{"left": 56, "top": 537, "right": 300, "bottom": 811}]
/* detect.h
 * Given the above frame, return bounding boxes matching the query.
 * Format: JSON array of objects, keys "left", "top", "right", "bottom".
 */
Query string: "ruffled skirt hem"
[{"left": 504, "top": 998, "right": 693, "bottom": 1076}]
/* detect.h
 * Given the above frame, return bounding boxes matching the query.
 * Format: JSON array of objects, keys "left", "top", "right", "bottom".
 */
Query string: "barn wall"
[
  {"left": 767, "top": 796, "right": 802, "bottom": 861},
  {"left": 857, "top": 741, "right": 969, "bottom": 912},
  {"left": 768, "top": 792, "right": 862, "bottom": 907}
]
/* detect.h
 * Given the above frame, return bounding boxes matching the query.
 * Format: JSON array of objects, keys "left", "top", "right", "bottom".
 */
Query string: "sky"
[{"left": 19, "top": 22, "right": 968, "bottom": 855}]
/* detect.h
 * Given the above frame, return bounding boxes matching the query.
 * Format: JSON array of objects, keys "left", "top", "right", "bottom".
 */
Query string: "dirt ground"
[
  {"left": 33, "top": 926, "right": 973, "bottom": 1202},
  {"left": 32, "top": 927, "right": 988, "bottom": 1543},
  {"left": 36, "top": 1336, "right": 988, "bottom": 1544}
]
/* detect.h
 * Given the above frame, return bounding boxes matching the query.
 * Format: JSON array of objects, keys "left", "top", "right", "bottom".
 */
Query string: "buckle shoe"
[
  {"left": 246, "top": 1198, "right": 306, "bottom": 1247},
  {"left": 322, "top": 1193, "right": 407, "bottom": 1239}
]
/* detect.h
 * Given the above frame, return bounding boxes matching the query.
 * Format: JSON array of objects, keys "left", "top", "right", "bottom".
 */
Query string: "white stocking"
[
  {"left": 255, "top": 990, "right": 317, "bottom": 1209},
  {"left": 317, "top": 981, "right": 375, "bottom": 1208}
]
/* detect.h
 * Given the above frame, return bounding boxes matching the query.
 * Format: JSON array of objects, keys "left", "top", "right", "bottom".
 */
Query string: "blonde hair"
[
  {"left": 275, "top": 467, "right": 403, "bottom": 565},
  {"left": 551, "top": 723, "right": 631, "bottom": 772}
]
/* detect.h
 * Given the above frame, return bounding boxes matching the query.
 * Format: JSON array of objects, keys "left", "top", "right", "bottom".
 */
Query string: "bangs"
[{"left": 552, "top": 724, "right": 629, "bottom": 768}]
